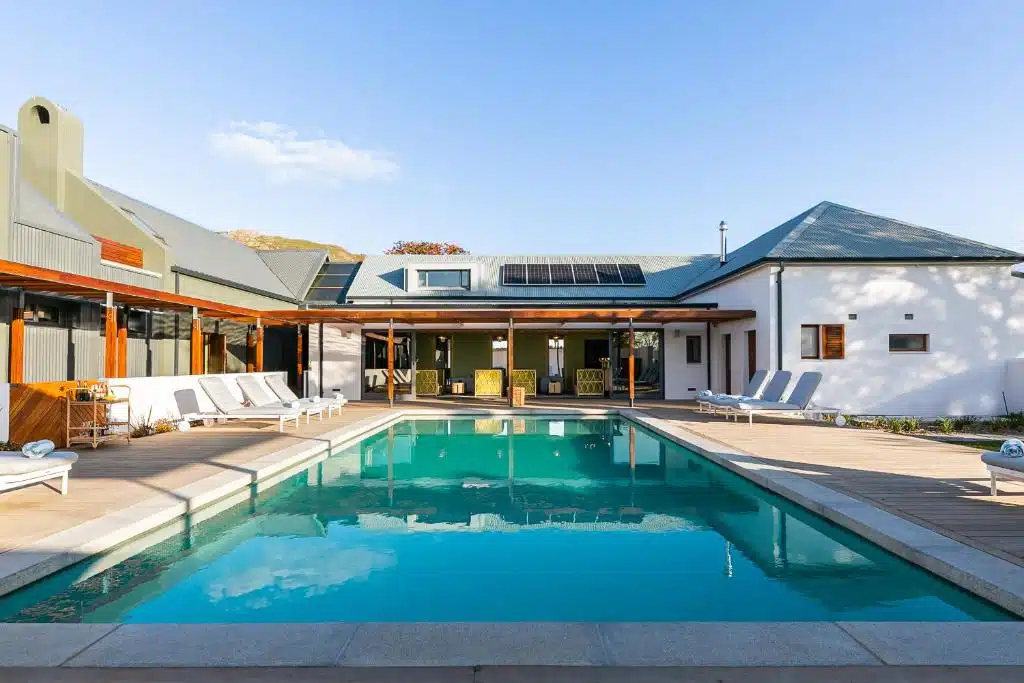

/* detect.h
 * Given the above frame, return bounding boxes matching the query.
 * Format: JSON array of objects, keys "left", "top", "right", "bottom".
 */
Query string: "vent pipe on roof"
[{"left": 719, "top": 221, "right": 728, "bottom": 264}]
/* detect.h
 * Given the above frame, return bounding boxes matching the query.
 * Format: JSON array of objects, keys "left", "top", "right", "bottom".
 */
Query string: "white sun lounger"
[
  {"left": 698, "top": 369, "right": 772, "bottom": 413},
  {"left": 193, "top": 377, "right": 302, "bottom": 432},
  {"left": 264, "top": 374, "right": 346, "bottom": 416},
  {"left": 981, "top": 450, "right": 1024, "bottom": 496},
  {"left": 722, "top": 372, "right": 823, "bottom": 425},
  {"left": 0, "top": 452, "right": 78, "bottom": 495},
  {"left": 236, "top": 375, "right": 327, "bottom": 423}
]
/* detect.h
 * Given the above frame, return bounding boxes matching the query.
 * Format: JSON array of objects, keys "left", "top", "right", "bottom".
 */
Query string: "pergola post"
[
  {"left": 116, "top": 308, "right": 128, "bottom": 378},
  {"left": 296, "top": 324, "right": 304, "bottom": 396},
  {"left": 104, "top": 293, "right": 118, "bottom": 378},
  {"left": 246, "top": 326, "right": 256, "bottom": 372},
  {"left": 386, "top": 319, "right": 395, "bottom": 407},
  {"left": 190, "top": 307, "right": 203, "bottom": 375},
  {"left": 507, "top": 317, "right": 515, "bottom": 407},
  {"left": 628, "top": 319, "right": 635, "bottom": 408},
  {"left": 9, "top": 290, "right": 25, "bottom": 383},
  {"left": 255, "top": 319, "right": 264, "bottom": 372}
]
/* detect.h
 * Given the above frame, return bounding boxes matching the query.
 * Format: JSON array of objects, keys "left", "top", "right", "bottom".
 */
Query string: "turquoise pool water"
[{"left": 0, "top": 417, "right": 1013, "bottom": 622}]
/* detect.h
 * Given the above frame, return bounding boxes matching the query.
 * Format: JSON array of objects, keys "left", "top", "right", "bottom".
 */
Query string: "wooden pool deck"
[{"left": 2, "top": 397, "right": 1022, "bottom": 573}]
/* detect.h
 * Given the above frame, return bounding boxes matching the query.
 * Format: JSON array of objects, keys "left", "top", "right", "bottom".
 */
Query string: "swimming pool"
[{"left": 0, "top": 416, "right": 1013, "bottom": 622}]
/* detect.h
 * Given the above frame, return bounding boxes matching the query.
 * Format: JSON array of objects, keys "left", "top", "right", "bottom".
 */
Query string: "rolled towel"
[
  {"left": 1001, "top": 439, "right": 1024, "bottom": 458},
  {"left": 22, "top": 439, "right": 55, "bottom": 459},
  {"left": 697, "top": 390, "right": 713, "bottom": 399}
]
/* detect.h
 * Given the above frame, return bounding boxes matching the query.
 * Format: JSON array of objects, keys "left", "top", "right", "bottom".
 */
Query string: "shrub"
[
  {"left": 0, "top": 441, "right": 21, "bottom": 451},
  {"left": 937, "top": 417, "right": 955, "bottom": 434},
  {"left": 885, "top": 417, "right": 907, "bottom": 434},
  {"left": 951, "top": 415, "right": 977, "bottom": 432},
  {"left": 987, "top": 417, "right": 1010, "bottom": 433},
  {"left": 904, "top": 417, "right": 920, "bottom": 432},
  {"left": 129, "top": 410, "right": 177, "bottom": 439},
  {"left": 153, "top": 419, "right": 177, "bottom": 435},
  {"left": 1005, "top": 412, "right": 1024, "bottom": 431}
]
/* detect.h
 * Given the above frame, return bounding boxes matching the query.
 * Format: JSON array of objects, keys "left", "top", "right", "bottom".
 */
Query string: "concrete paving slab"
[
  {"left": 65, "top": 623, "right": 357, "bottom": 667},
  {"left": 341, "top": 623, "right": 605, "bottom": 666},
  {"left": 599, "top": 622, "right": 880, "bottom": 666},
  {"left": 837, "top": 622, "right": 1024, "bottom": 665},
  {"left": 0, "top": 624, "right": 116, "bottom": 667}
]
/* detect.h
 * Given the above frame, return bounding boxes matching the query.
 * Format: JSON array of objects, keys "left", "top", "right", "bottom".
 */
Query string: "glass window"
[
  {"left": 548, "top": 336, "right": 565, "bottom": 376},
  {"left": 417, "top": 269, "right": 470, "bottom": 289},
  {"left": 685, "top": 335, "right": 702, "bottom": 364},
  {"left": 889, "top": 333, "right": 929, "bottom": 352},
  {"left": 801, "top": 325, "right": 820, "bottom": 359},
  {"left": 491, "top": 337, "right": 507, "bottom": 369}
]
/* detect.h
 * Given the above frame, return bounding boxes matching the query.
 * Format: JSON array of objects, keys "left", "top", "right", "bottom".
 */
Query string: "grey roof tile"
[
  {"left": 15, "top": 180, "right": 97, "bottom": 243},
  {"left": 346, "top": 254, "right": 716, "bottom": 301},
  {"left": 88, "top": 181, "right": 296, "bottom": 300},
  {"left": 257, "top": 249, "right": 328, "bottom": 298}
]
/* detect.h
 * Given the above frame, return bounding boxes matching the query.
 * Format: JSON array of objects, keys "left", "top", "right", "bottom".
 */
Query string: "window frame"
[
  {"left": 801, "top": 324, "right": 845, "bottom": 360},
  {"left": 800, "top": 324, "right": 821, "bottom": 359},
  {"left": 888, "top": 333, "right": 930, "bottom": 353},
  {"left": 416, "top": 269, "right": 471, "bottom": 290},
  {"left": 685, "top": 335, "right": 702, "bottom": 364}
]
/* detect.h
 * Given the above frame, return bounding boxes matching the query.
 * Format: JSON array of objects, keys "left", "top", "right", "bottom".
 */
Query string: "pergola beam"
[{"left": 265, "top": 308, "right": 756, "bottom": 324}]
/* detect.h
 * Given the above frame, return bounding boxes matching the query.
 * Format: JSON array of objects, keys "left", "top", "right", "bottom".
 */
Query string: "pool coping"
[{"left": 2, "top": 406, "right": 1024, "bottom": 668}]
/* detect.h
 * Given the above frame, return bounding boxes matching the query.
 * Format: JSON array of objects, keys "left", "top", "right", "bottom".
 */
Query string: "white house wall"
[
  {"left": 683, "top": 265, "right": 775, "bottom": 395},
  {"left": 781, "top": 263, "right": 1024, "bottom": 416},
  {"left": 308, "top": 323, "right": 363, "bottom": 401},
  {"left": 663, "top": 323, "right": 709, "bottom": 399}
]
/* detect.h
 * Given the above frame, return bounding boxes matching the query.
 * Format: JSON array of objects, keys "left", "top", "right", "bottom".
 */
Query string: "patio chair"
[
  {"left": 193, "top": 377, "right": 302, "bottom": 432},
  {"left": 236, "top": 375, "right": 328, "bottom": 423},
  {"left": 0, "top": 451, "right": 78, "bottom": 495},
  {"left": 722, "top": 372, "right": 823, "bottom": 425},
  {"left": 698, "top": 369, "right": 772, "bottom": 413},
  {"left": 263, "top": 374, "right": 346, "bottom": 415}
]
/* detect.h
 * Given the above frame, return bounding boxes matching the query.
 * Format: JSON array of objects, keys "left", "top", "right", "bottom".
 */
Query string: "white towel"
[
  {"left": 1001, "top": 439, "right": 1024, "bottom": 458},
  {"left": 22, "top": 439, "right": 55, "bottom": 459},
  {"left": 285, "top": 401, "right": 300, "bottom": 409},
  {"left": 310, "top": 396, "right": 321, "bottom": 403},
  {"left": 697, "top": 390, "right": 713, "bottom": 399}
]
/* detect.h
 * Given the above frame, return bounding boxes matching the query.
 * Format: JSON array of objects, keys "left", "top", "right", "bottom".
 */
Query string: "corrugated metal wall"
[
  {"left": 71, "top": 328, "right": 103, "bottom": 379},
  {"left": 11, "top": 223, "right": 99, "bottom": 276},
  {"left": 24, "top": 326, "right": 71, "bottom": 382},
  {"left": 97, "top": 263, "right": 163, "bottom": 288},
  {"left": 127, "top": 338, "right": 149, "bottom": 377}
]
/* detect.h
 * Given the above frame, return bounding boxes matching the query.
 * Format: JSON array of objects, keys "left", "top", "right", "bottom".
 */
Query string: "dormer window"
[{"left": 417, "top": 269, "right": 471, "bottom": 289}]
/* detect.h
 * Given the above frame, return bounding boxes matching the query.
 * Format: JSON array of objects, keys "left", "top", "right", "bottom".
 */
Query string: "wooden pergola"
[
  {"left": 267, "top": 306, "right": 756, "bottom": 408},
  {"left": 0, "top": 259, "right": 282, "bottom": 381}
]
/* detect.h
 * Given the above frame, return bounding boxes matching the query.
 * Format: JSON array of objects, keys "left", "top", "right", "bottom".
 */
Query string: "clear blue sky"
[{"left": 2, "top": 1, "right": 1022, "bottom": 255}]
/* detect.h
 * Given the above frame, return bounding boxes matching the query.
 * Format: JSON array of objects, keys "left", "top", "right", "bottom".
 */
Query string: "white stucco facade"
[{"left": 308, "top": 324, "right": 363, "bottom": 401}]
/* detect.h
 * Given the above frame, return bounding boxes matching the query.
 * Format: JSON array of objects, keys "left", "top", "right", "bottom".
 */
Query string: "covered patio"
[{"left": 273, "top": 306, "right": 756, "bottom": 407}]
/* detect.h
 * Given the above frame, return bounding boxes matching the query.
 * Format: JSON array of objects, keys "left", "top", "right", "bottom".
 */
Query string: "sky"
[{"left": 1, "top": 1, "right": 1022, "bottom": 256}]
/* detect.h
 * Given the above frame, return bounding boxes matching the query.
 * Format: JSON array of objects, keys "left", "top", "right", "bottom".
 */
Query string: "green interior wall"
[
  {"left": 451, "top": 332, "right": 492, "bottom": 379},
  {"left": 415, "top": 333, "right": 436, "bottom": 369},
  {"left": 512, "top": 331, "right": 548, "bottom": 376},
  {"left": 562, "top": 331, "right": 609, "bottom": 390}
]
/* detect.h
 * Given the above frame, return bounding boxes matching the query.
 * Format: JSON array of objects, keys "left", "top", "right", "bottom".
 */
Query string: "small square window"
[
  {"left": 848, "top": 313, "right": 858, "bottom": 321},
  {"left": 417, "top": 269, "right": 471, "bottom": 289},
  {"left": 904, "top": 313, "right": 914, "bottom": 321},
  {"left": 801, "top": 325, "right": 820, "bottom": 359},
  {"left": 685, "top": 335, "right": 702, "bottom": 364},
  {"left": 889, "top": 333, "right": 929, "bottom": 352}
]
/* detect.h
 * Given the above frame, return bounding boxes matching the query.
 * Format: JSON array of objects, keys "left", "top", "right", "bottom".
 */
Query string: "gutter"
[
  {"left": 775, "top": 262, "right": 784, "bottom": 371},
  {"left": 315, "top": 301, "right": 721, "bottom": 311},
  {"left": 170, "top": 266, "right": 300, "bottom": 305}
]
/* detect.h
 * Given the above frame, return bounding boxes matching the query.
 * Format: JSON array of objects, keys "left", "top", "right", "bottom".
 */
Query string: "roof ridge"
[{"left": 766, "top": 201, "right": 831, "bottom": 258}]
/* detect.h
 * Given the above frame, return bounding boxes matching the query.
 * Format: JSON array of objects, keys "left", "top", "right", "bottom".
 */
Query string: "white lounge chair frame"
[
  {"left": 236, "top": 375, "right": 327, "bottom": 423},
  {"left": 720, "top": 372, "right": 823, "bottom": 425},
  {"left": 0, "top": 460, "right": 74, "bottom": 495},
  {"left": 191, "top": 377, "right": 302, "bottom": 432},
  {"left": 697, "top": 369, "right": 772, "bottom": 413},
  {"left": 264, "top": 374, "right": 345, "bottom": 416},
  {"left": 985, "top": 463, "right": 1024, "bottom": 496}
]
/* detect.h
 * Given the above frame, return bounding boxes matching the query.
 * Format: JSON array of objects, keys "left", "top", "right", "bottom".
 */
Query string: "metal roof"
[
  {"left": 88, "top": 181, "right": 296, "bottom": 301},
  {"left": 346, "top": 254, "right": 717, "bottom": 301},
  {"left": 681, "top": 202, "right": 1023, "bottom": 295},
  {"left": 257, "top": 249, "right": 328, "bottom": 298},
  {"left": 15, "top": 180, "right": 97, "bottom": 244}
]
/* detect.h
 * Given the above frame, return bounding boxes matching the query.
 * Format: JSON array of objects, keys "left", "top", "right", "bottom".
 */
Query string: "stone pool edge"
[{"left": 625, "top": 411, "right": 1024, "bottom": 618}]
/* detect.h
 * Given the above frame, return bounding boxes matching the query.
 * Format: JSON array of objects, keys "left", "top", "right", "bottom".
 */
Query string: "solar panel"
[
  {"left": 549, "top": 263, "right": 575, "bottom": 284},
  {"left": 572, "top": 263, "right": 598, "bottom": 284},
  {"left": 503, "top": 263, "right": 527, "bottom": 285},
  {"left": 527, "top": 264, "right": 551, "bottom": 285},
  {"left": 304, "top": 288, "right": 345, "bottom": 303},
  {"left": 324, "top": 263, "right": 358, "bottom": 276},
  {"left": 595, "top": 264, "right": 623, "bottom": 284},
  {"left": 618, "top": 263, "right": 646, "bottom": 285},
  {"left": 311, "top": 274, "right": 351, "bottom": 288}
]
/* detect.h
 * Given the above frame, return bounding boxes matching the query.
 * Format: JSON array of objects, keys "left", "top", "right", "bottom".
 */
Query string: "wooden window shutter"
[
  {"left": 94, "top": 236, "right": 144, "bottom": 269},
  {"left": 822, "top": 324, "right": 845, "bottom": 360}
]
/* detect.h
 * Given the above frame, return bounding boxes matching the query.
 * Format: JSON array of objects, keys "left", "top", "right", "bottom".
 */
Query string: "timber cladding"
[
  {"left": 93, "top": 235, "right": 144, "bottom": 269},
  {"left": 9, "top": 380, "right": 97, "bottom": 447}
]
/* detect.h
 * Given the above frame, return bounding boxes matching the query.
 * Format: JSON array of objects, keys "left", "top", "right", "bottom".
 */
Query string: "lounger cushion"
[
  {"left": 0, "top": 452, "right": 78, "bottom": 476},
  {"left": 982, "top": 451, "right": 1024, "bottom": 473},
  {"left": 731, "top": 400, "right": 801, "bottom": 411}
]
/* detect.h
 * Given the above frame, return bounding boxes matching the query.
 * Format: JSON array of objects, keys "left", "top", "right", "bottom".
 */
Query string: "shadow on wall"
[{"left": 789, "top": 264, "right": 1023, "bottom": 416}]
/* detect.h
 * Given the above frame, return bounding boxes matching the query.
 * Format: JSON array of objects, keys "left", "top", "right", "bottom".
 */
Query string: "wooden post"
[
  {"left": 9, "top": 295, "right": 24, "bottom": 384},
  {"left": 116, "top": 309, "right": 128, "bottom": 378},
  {"left": 104, "top": 294, "right": 118, "bottom": 378},
  {"left": 628, "top": 320, "right": 635, "bottom": 408},
  {"left": 386, "top": 320, "right": 395, "bottom": 407},
  {"left": 246, "top": 327, "right": 256, "bottom": 372},
  {"left": 190, "top": 307, "right": 204, "bottom": 375},
  {"left": 255, "top": 320, "right": 264, "bottom": 372},
  {"left": 507, "top": 318, "right": 515, "bottom": 407},
  {"left": 296, "top": 324, "right": 304, "bottom": 395}
]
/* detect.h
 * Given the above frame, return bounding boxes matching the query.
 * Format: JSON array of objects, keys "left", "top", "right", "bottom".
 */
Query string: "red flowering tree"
[{"left": 385, "top": 241, "right": 469, "bottom": 255}]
